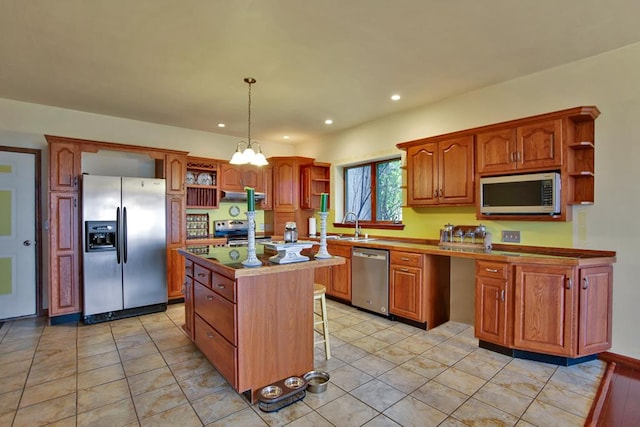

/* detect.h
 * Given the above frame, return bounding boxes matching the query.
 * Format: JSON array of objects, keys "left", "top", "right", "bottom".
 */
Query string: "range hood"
[{"left": 220, "top": 190, "right": 266, "bottom": 202}]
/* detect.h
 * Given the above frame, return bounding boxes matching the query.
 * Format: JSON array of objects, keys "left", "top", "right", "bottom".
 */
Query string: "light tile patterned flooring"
[{"left": 0, "top": 300, "right": 605, "bottom": 426}]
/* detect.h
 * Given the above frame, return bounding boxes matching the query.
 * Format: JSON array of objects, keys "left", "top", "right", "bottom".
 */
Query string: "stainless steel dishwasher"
[{"left": 351, "top": 247, "right": 389, "bottom": 316}]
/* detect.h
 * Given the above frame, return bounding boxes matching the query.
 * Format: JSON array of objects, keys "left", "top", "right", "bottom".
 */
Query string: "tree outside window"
[{"left": 344, "top": 158, "right": 402, "bottom": 224}]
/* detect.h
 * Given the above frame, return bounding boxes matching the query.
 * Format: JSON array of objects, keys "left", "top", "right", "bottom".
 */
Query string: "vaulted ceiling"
[{"left": 2, "top": 0, "right": 640, "bottom": 143}]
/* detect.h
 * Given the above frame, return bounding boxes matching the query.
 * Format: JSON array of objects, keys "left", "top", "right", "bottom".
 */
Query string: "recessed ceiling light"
[
  {"left": 325, "top": 119, "right": 333, "bottom": 125},
  {"left": 217, "top": 123, "right": 226, "bottom": 128},
  {"left": 391, "top": 94, "right": 401, "bottom": 101},
  {"left": 283, "top": 135, "right": 290, "bottom": 140}
]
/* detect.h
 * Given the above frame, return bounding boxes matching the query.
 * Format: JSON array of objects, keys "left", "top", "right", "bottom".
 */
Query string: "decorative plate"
[
  {"left": 229, "top": 249, "right": 240, "bottom": 261},
  {"left": 185, "top": 171, "right": 196, "bottom": 185},
  {"left": 229, "top": 205, "right": 241, "bottom": 217},
  {"left": 197, "top": 172, "right": 212, "bottom": 185}
]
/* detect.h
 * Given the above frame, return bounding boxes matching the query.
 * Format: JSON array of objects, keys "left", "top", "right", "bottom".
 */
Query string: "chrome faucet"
[{"left": 342, "top": 211, "right": 360, "bottom": 238}]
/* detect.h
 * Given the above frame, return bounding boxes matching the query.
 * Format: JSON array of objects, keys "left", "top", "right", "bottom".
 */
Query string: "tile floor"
[{"left": 0, "top": 300, "right": 605, "bottom": 426}]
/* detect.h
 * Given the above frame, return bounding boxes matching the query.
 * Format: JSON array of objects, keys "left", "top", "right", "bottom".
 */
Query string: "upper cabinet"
[
  {"left": 476, "top": 119, "right": 562, "bottom": 174},
  {"left": 49, "top": 140, "right": 81, "bottom": 192},
  {"left": 403, "top": 135, "right": 474, "bottom": 206},
  {"left": 398, "top": 106, "right": 600, "bottom": 221},
  {"left": 300, "top": 163, "right": 331, "bottom": 210},
  {"left": 185, "top": 157, "right": 218, "bottom": 209},
  {"left": 219, "top": 163, "right": 264, "bottom": 193}
]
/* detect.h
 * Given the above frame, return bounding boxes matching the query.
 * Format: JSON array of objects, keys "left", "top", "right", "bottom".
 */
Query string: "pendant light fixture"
[{"left": 230, "top": 77, "right": 268, "bottom": 166}]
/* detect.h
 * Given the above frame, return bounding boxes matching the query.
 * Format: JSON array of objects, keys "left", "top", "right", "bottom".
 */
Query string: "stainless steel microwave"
[{"left": 479, "top": 172, "right": 561, "bottom": 215}]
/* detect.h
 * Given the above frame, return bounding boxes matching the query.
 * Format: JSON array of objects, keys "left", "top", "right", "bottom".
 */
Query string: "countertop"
[
  {"left": 314, "top": 237, "right": 617, "bottom": 266},
  {"left": 177, "top": 244, "right": 345, "bottom": 278}
]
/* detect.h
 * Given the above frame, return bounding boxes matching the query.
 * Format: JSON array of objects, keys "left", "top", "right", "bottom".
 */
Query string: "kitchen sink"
[{"left": 335, "top": 236, "right": 377, "bottom": 242}]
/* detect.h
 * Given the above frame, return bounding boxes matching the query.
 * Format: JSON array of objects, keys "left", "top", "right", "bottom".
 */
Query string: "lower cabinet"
[
  {"left": 389, "top": 251, "right": 450, "bottom": 329},
  {"left": 475, "top": 261, "right": 510, "bottom": 346},
  {"left": 476, "top": 261, "right": 613, "bottom": 358},
  {"left": 314, "top": 243, "right": 352, "bottom": 302}
]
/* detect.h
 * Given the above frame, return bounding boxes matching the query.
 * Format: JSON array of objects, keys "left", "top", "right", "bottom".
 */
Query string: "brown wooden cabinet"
[
  {"left": 264, "top": 156, "right": 314, "bottom": 236},
  {"left": 300, "top": 163, "right": 331, "bottom": 210},
  {"left": 219, "top": 163, "right": 263, "bottom": 193},
  {"left": 513, "top": 264, "right": 575, "bottom": 356},
  {"left": 474, "top": 261, "right": 511, "bottom": 346},
  {"left": 477, "top": 119, "right": 562, "bottom": 174},
  {"left": 186, "top": 157, "right": 218, "bottom": 209},
  {"left": 389, "top": 250, "right": 450, "bottom": 329},
  {"left": 49, "top": 141, "right": 80, "bottom": 192},
  {"left": 578, "top": 265, "right": 613, "bottom": 355},
  {"left": 404, "top": 136, "right": 474, "bottom": 206},
  {"left": 46, "top": 135, "right": 189, "bottom": 320},
  {"left": 182, "top": 259, "right": 194, "bottom": 339},
  {"left": 314, "top": 243, "right": 352, "bottom": 302},
  {"left": 48, "top": 191, "right": 81, "bottom": 316}
]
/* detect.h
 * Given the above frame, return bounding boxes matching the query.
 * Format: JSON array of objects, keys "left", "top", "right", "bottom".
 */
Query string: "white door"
[{"left": 0, "top": 151, "right": 36, "bottom": 319}]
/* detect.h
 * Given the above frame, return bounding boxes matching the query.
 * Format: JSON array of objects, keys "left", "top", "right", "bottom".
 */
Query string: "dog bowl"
[
  {"left": 303, "top": 371, "right": 330, "bottom": 393},
  {"left": 260, "top": 385, "right": 283, "bottom": 400},
  {"left": 284, "top": 376, "right": 305, "bottom": 389}
]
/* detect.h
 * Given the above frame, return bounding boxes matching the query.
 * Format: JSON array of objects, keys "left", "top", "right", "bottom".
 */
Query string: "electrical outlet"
[{"left": 502, "top": 230, "right": 521, "bottom": 243}]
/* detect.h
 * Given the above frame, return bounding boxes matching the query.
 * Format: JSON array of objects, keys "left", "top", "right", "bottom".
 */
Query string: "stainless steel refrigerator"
[{"left": 82, "top": 175, "right": 167, "bottom": 324}]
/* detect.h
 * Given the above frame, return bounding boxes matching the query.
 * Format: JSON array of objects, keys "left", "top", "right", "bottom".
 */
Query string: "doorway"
[{"left": 0, "top": 146, "right": 42, "bottom": 319}]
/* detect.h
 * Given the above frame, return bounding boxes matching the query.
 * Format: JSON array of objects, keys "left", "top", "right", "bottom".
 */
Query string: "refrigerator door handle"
[
  {"left": 116, "top": 207, "right": 121, "bottom": 264},
  {"left": 123, "top": 206, "right": 128, "bottom": 264}
]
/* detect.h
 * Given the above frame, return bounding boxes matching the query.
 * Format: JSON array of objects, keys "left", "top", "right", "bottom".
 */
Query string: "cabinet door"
[
  {"left": 406, "top": 143, "right": 438, "bottom": 206},
  {"left": 166, "top": 195, "right": 185, "bottom": 246},
  {"left": 476, "top": 128, "right": 517, "bottom": 174},
  {"left": 438, "top": 136, "right": 474, "bottom": 204},
  {"left": 475, "top": 275, "right": 509, "bottom": 346},
  {"left": 219, "top": 164, "right": 244, "bottom": 191},
  {"left": 183, "top": 275, "right": 194, "bottom": 339},
  {"left": 49, "top": 192, "right": 81, "bottom": 315},
  {"left": 165, "top": 154, "right": 186, "bottom": 195},
  {"left": 273, "top": 158, "right": 299, "bottom": 211},
  {"left": 49, "top": 141, "right": 80, "bottom": 192},
  {"left": 389, "top": 265, "right": 423, "bottom": 321},
  {"left": 242, "top": 166, "right": 263, "bottom": 192},
  {"left": 330, "top": 258, "right": 352, "bottom": 301},
  {"left": 513, "top": 265, "right": 575, "bottom": 356},
  {"left": 578, "top": 265, "right": 613, "bottom": 355},
  {"left": 516, "top": 119, "right": 563, "bottom": 170},
  {"left": 261, "top": 166, "right": 273, "bottom": 210},
  {"left": 167, "top": 247, "right": 185, "bottom": 300}
]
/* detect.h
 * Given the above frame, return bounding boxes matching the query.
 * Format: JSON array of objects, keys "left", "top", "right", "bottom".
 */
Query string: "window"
[{"left": 343, "top": 158, "right": 402, "bottom": 227}]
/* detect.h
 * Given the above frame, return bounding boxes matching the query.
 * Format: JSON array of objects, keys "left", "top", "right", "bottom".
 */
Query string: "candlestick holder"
[
  {"left": 242, "top": 211, "right": 262, "bottom": 267},
  {"left": 315, "top": 212, "right": 331, "bottom": 259}
]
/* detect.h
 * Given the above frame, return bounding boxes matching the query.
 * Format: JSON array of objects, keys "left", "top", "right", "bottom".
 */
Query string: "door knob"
[{"left": 23, "top": 240, "right": 33, "bottom": 246}]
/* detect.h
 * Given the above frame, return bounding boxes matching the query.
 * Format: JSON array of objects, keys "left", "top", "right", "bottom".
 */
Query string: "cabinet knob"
[
  {"left": 400, "top": 268, "right": 409, "bottom": 272},
  {"left": 216, "top": 284, "right": 225, "bottom": 289},
  {"left": 206, "top": 332, "right": 214, "bottom": 339},
  {"left": 206, "top": 295, "right": 213, "bottom": 301},
  {"left": 500, "top": 289, "right": 505, "bottom": 302},
  {"left": 400, "top": 257, "right": 410, "bottom": 261},
  {"left": 566, "top": 277, "right": 573, "bottom": 290},
  {"left": 485, "top": 268, "right": 499, "bottom": 273}
]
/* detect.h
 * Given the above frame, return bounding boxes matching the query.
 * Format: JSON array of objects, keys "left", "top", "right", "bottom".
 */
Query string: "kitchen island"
[{"left": 177, "top": 245, "right": 344, "bottom": 402}]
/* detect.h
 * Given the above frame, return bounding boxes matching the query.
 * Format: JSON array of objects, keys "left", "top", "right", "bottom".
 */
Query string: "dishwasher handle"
[{"left": 353, "top": 250, "right": 387, "bottom": 261}]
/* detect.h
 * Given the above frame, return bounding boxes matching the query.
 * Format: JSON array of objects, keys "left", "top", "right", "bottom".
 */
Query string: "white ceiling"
[{"left": 2, "top": 1, "right": 640, "bottom": 144}]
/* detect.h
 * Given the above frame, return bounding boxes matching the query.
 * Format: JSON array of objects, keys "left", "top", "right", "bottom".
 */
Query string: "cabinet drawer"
[
  {"left": 476, "top": 261, "right": 509, "bottom": 279},
  {"left": 185, "top": 259, "right": 194, "bottom": 278},
  {"left": 327, "top": 243, "right": 352, "bottom": 258},
  {"left": 390, "top": 251, "right": 423, "bottom": 268},
  {"left": 194, "top": 282, "right": 236, "bottom": 345},
  {"left": 194, "top": 315, "right": 237, "bottom": 388},
  {"left": 193, "top": 263, "right": 211, "bottom": 287},
  {"left": 211, "top": 272, "right": 236, "bottom": 303}
]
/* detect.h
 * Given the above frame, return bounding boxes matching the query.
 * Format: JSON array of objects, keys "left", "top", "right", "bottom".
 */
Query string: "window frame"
[{"left": 335, "top": 157, "right": 404, "bottom": 231}]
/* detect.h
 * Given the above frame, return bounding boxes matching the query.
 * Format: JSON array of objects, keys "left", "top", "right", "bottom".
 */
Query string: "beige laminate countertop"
[{"left": 317, "top": 237, "right": 617, "bottom": 266}]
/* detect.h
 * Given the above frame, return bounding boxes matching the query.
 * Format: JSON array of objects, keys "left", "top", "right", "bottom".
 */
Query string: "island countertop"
[{"left": 177, "top": 244, "right": 345, "bottom": 278}]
